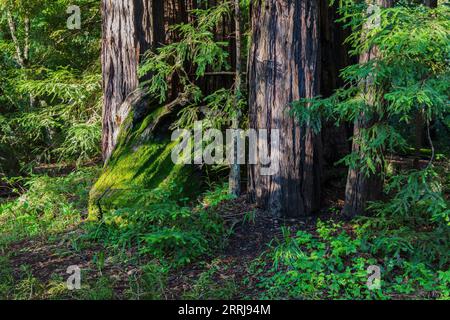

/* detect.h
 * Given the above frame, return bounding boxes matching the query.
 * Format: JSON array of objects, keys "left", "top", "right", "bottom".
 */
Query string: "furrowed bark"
[
  {"left": 248, "top": 0, "right": 322, "bottom": 217},
  {"left": 102, "top": 0, "right": 144, "bottom": 161},
  {"left": 229, "top": 0, "right": 242, "bottom": 197},
  {"left": 101, "top": 0, "right": 163, "bottom": 162}
]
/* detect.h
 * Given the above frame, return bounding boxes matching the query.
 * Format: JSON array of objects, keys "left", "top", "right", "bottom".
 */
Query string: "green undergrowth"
[
  {"left": 84, "top": 183, "right": 233, "bottom": 267},
  {"left": 0, "top": 255, "right": 115, "bottom": 300},
  {"left": 0, "top": 168, "right": 99, "bottom": 247},
  {"left": 1, "top": 150, "right": 447, "bottom": 300},
  {"left": 0, "top": 179, "right": 234, "bottom": 299},
  {"left": 251, "top": 218, "right": 449, "bottom": 300},
  {"left": 181, "top": 259, "right": 238, "bottom": 300},
  {"left": 250, "top": 163, "right": 449, "bottom": 300}
]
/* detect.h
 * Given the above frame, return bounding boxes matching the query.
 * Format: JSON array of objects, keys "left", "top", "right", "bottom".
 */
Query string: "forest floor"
[
  {"left": 4, "top": 201, "right": 286, "bottom": 298},
  {"left": 2, "top": 189, "right": 345, "bottom": 300},
  {"left": 1, "top": 157, "right": 447, "bottom": 300}
]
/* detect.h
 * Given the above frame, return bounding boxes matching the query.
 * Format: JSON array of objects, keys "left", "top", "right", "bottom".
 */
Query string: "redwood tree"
[
  {"left": 101, "top": 0, "right": 166, "bottom": 161},
  {"left": 101, "top": 0, "right": 229, "bottom": 162},
  {"left": 343, "top": 0, "right": 393, "bottom": 218},
  {"left": 248, "top": 0, "right": 322, "bottom": 217}
]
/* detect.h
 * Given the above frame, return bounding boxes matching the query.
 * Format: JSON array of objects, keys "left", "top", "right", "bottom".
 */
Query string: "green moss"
[{"left": 89, "top": 108, "right": 199, "bottom": 220}]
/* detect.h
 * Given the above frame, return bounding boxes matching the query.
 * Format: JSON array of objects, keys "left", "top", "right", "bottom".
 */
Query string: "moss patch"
[{"left": 89, "top": 108, "right": 200, "bottom": 219}]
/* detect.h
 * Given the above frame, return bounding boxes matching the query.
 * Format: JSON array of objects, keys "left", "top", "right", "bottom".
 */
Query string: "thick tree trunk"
[
  {"left": 320, "top": 0, "right": 354, "bottom": 169},
  {"left": 101, "top": 0, "right": 163, "bottom": 161},
  {"left": 248, "top": 0, "right": 322, "bottom": 218},
  {"left": 343, "top": 0, "right": 393, "bottom": 218},
  {"left": 343, "top": 116, "right": 384, "bottom": 218},
  {"left": 101, "top": 0, "right": 232, "bottom": 161}
]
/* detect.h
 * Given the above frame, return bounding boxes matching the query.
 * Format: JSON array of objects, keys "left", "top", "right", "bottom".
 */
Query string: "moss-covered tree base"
[{"left": 88, "top": 107, "right": 200, "bottom": 220}]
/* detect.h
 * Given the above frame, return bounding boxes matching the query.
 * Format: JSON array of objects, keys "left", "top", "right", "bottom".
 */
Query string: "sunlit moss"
[{"left": 88, "top": 108, "right": 199, "bottom": 220}]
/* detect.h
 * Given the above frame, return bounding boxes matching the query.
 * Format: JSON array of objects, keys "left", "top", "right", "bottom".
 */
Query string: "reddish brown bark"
[
  {"left": 248, "top": 0, "right": 322, "bottom": 217},
  {"left": 101, "top": 0, "right": 160, "bottom": 161},
  {"left": 101, "top": 0, "right": 235, "bottom": 161}
]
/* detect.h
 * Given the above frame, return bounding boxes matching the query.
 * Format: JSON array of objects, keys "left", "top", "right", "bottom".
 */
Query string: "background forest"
[{"left": 0, "top": 0, "right": 448, "bottom": 300}]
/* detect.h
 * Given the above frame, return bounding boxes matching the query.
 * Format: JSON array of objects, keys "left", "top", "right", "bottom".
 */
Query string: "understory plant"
[
  {"left": 84, "top": 183, "right": 232, "bottom": 267},
  {"left": 255, "top": 220, "right": 449, "bottom": 300},
  {"left": 0, "top": 167, "right": 99, "bottom": 246}
]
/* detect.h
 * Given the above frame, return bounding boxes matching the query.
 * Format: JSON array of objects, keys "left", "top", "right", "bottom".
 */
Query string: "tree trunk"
[
  {"left": 414, "top": 0, "right": 438, "bottom": 169},
  {"left": 320, "top": 0, "right": 354, "bottom": 171},
  {"left": 424, "top": 0, "right": 438, "bottom": 8},
  {"left": 229, "top": 0, "right": 242, "bottom": 197},
  {"left": 101, "top": 0, "right": 163, "bottom": 161},
  {"left": 343, "top": 0, "right": 393, "bottom": 218},
  {"left": 5, "top": 9, "right": 33, "bottom": 108},
  {"left": 101, "top": 0, "right": 235, "bottom": 162},
  {"left": 248, "top": 0, "right": 322, "bottom": 218},
  {"left": 6, "top": 10, "right": 25, "bottom": 68}
]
